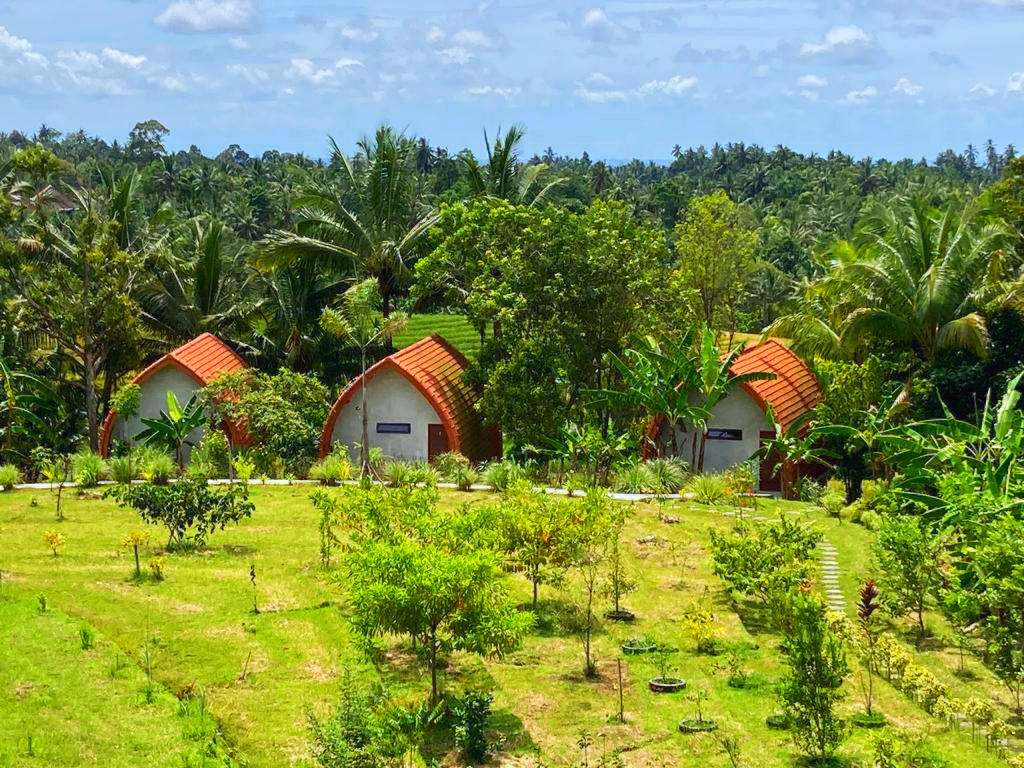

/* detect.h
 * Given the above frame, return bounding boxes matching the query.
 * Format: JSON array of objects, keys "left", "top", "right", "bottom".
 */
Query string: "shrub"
[
  {"left": 821, "top": 492, "right": 845, "bottom": 522},
  {"left": 406, "top": 462, "right": 439, "bottom": 488},
  {"left": 43, "top": 530, "right": 65, "bottom": 556},
  {"left": 454, "top": 691, "right": 494, "bottom": 763},
  {"left": 382, "top": 460, "right": 414, "bottom": 488},
  {"left": 686, "top": 473, "right": 728, "bottom": 505},
  {"left": 723, "top": 461, "right": 757, "bottom": 496},
  {"left": 482, "top": 460, "right": 527, "bottom": 491},
  {"left": 0, "top": 464, "right": 19, "bottom": 490},
  {"left": 434, "top": 451, "right": 471, "bottom": 481},
  {"left": 452, "top": 463, "right": 479, "bottom": 491},
  {"left": 308, "top": 670, "right": 401, "bottom": 768},
  {"left": 612, "top": 462, "right": 650, "bottom": 493},
  {"left": 645, "top": 457, "right": 689, "bottom": 494},
  {"left": 79, "top": 626, "right": 95, "bottom": 650},
  {"left": 191, "top": 430, "right": 230, "bottom": 478},
  {"left": 141, "top": 449, "right": 175, "bottom": 485},
  {"left": 108, "top": 455, "right": 137, "bottom": 485},
  {"left": 72, "top": 450, "right": 107, "bottom": 488},
  {"left": 310, "top": 454, "right": 353, "bottom": 486},
  {"left": 148, "top": 557, "right": 166, "bottom": 581},
  {"left": 232, "top": 454, "right": 256, "bottom": 484},
  {"left": 106, "top": 476, "right": 254, "bottom": 550},
  {"left": 793, "top": 477, "right": 825, "bottom": 504}
]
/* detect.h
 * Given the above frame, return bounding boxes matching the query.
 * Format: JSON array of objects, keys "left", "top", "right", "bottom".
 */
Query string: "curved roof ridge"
[{"left": 729, "top": 339, "right": 821, "bottom": 431}]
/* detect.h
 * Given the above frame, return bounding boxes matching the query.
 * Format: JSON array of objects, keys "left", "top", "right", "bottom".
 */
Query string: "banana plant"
[{"left": 135, "top": 391, "right": 207, "bottom": 469}]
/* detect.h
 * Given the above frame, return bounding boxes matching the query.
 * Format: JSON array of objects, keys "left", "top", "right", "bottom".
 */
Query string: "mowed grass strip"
[{"left": 0, "top": 487, "right": 1013, "bottom": 767}]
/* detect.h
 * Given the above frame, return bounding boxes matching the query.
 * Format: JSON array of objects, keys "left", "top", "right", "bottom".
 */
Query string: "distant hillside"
[{"left": 393, "top": 314, "right": 485, "bottom": 360}]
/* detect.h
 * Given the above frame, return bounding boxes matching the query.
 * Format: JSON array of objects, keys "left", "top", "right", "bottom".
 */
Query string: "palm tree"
[
  {"left": 254, "top": 126, "right": 435, "bottom": 319},
  {"left": 769, "top": 196, "right": 1017, "bottom": 402},
  {"left": 321, "top": 279, "right": 408, "bottom": 474},
  {"left": 460, "top": 126, "right": 563, "bottom": 207}
]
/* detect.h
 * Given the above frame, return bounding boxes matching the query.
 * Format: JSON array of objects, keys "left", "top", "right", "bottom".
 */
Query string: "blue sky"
[{"left": 0, "top": 1, "right": 1022, "bottom": 161}]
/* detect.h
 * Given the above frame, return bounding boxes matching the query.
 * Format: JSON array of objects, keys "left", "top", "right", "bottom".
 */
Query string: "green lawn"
[
  {"left": 0, "top": 486, "right": 1015, "bottom": 767},
  {"left": 393, "top": 314, "right": 484, "bottom": 359}
]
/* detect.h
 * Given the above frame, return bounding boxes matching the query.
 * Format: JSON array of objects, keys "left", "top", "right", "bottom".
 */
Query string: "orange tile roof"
[
  {"left": 164, "top": 332, "right": 248, "bottom": 385},
  {"left": 729, "top": 340, "right": 821, "bottom": 431},
  {"left": 99, "top": 333, "right": 248, "bottom": 457},
  {"left": 320, "top": 334, "right": 499, "bottom": 462}
]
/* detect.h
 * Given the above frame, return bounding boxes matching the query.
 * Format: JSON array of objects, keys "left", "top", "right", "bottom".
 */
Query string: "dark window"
[
  {"left": 707, "top": 428, "right": 743, "bottom": 441},
  {"left": 376, "top": 422, "right": 411, "bottom": 434}
]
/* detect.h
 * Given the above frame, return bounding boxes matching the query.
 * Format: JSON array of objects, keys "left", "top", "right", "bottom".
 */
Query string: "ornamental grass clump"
[
  {"left": 0, "top": 464, "right": 20, "bottom": 490},
  {"left": 72, "top": 450, "right": 108, "bottom": 488}
]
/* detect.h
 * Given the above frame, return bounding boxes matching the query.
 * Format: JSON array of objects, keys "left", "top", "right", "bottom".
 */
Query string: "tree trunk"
[
  {"left": 360, "top": 347, "right": 369, "bottom": 476},
  {"left": 697, "top": 432, "right": 707, "bottom": 472},
  {"left": 429, "top": 628, "right": 439, "bottom": 704},
  {"left": 84, "top": 354, "right": 99, "bottom": 453}
]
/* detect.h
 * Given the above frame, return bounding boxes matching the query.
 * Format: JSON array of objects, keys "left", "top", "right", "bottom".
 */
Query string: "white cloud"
[
  {"left": 285, "top": 58, "right": 336, "bottom": 86},
  {"left": 156, "top": 75, "right": 188, "bottom": 92},
  {"left": 583, "top": 8, "right": 610, "bottom": 29},
  {"left": 839, "top": 85, "right": 877, "bottom": 105},
  {"left": 636, "top": 74, "right": 697, "bottom": 97},
  {"left": 57, "top": 50, "right": 102, "bottom": 73},
  {"left": 102, "top": 48, "right": 148, "bottom": 70},
  {"left": 425, "top": 26, "right": 444, "bottom": 44},
  {"left": 228, "top": 36, "right": 249, "bottom": 49},
  {"left": 800, "top": 90, "right": 819, "bottom": 102},
  {"left": 970, "top": 82, "right": 996, "bottom": 97},
  {"left": 466, "top": 84, "right": 520, "bottom": 99},
  {"left": 575, "top": 85, "right": 629, "bottom": 103},
  {"left": 1009, "top": 72, "right": 1024, "bottom": 92},
  {"left": 334, "top": 57, "right": 363, "bottom": 69},
  {"left": 451, "top": 29, "right": 493, "bottom": 48},
  {"left": 801, "top": 26, "right": 869, "bottom": 55},
  {"left": 580, "top": 7, "right": 626, "bottom": 42},
  {"left": 798, "top": 74, "right": 827, "bottom": 88},
  {"left": 339, "top": 26, "right": 379, "bottom": 43},
  {"left": 892, "top": 77, "right": 923, "bottom": 96},
  {"left": 227, "top": 63, "right": 269, "bottom": 85},
  {"left": 437, "top": 46, "right": 472, "bottom": 66},
  {"left": 0, "top": 26, "right": 47, "bottom": 67},
  {"left": 576, "top": 73, "right": 697, "bottom": 103},
  {"left": 155, "top": 0, "right": 256, "bottom": 33}
]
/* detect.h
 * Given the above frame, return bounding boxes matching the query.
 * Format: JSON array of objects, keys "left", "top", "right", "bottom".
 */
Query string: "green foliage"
[
  {"left": 190, "top": 429, "right": 230, "bottom": 478},
  {"left": 874, "top": 515, "right": 945, "bottom": 635},
  {"left": 451, "top": 463, "right": 478, "bottom": 491},
  {"left": 310, "top": 453, "right": 353, "bottom": 485},
  {"left": 778, "top": 592, "right": 849, "bottom": 762},
  {"left": 110, "top": 383, "right": 142, "bottom": 422},
  {"left": 108, "top": 454, "right": 137, "bottom": 485},
  {"left": 709, "top": 515, "right": 823, "bottom": 608},
  {"left": 685, "top": 473, "right": 728, "bottom": 505},
  {"left": 143, "top": 450, "right": 175, "bottom": 485},
  {"left": 71, "top": 450, "right": 107, "bottom": 488},
  {"left": 107, "top": 476, "right": 254, "bottom": 549},
  {"left": 0, "top": 464, "right": 19, "bottom": 490},
  {"left": 307, "top": 670, "right": 403, "bottom": 768},
  {"left": 644, "top": 458, "right": 689, "bottom": 493},
  {"left": 670, "top": 190, "right": 759, "bottom": 333},
  {"left": 481, "top": 459, "right": 527, "bottom": 492},
  {"left": 135, "top": 392, "right": 207, "bottom": 468},
  {"left": 204, "top": 369, "right": 329, "bottom": 474},
  {"left": 453, "top": 690, "right": 494, "bottom": 763}
]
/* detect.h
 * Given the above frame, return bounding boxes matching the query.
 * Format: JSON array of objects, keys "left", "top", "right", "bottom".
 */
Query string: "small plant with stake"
[
  {"left": 249, "top": 563, "right": 259, "bottom": 614},
  {"left": 121, "top": 531, "right": 149, "bottom": 579}
]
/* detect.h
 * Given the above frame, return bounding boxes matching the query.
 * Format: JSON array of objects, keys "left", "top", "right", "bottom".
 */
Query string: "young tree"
[
  {"left": 778, "top": 591, "right": 849, "bottom": 762},
  {"left": 874, "top": 516, "right": 945, "bottom": 637},
  {"left": 135, "top": 391, "right": 207, "bottom": 469},
  {"left": 670, "top": 190, "right": 759, "bottom": 333},
  {"left": 499, "top": 486, "right": 583, "bottom": 609},
  {"left": 321, "top": 279, "right": 408, "bottom": 475},
  {"left": 573, "top": 490, "right": 612, "bottom": 677},
  {"left": 347, "top": 537, "right": 532, "bottom": 704}
]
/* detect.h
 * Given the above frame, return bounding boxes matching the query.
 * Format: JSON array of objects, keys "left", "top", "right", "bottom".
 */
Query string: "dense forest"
[{"left": 2, "top": 119, "right": 1023, "bottom": 471}]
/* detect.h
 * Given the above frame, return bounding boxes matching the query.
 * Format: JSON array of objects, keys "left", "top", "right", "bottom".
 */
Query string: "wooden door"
[
  {"left": 759, "top": 430, "right": 782, "bottom": 492},
  {"left": 427, "top": 424, "right": 448, "bottom": 462}
]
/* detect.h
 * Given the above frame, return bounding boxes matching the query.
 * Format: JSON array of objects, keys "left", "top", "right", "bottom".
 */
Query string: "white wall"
[
  {"left": 670, "top": 389, "right": 768, "bottom": 475},
  {"left": 331, "top": 368, "right": 444, "bottom": 462},
  {"left": 110, "top": 365, "right": 206, "bottom": 463}
]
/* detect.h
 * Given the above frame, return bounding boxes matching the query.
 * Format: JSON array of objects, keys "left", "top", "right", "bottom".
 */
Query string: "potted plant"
[
  {"left": 678, "top": 686, "right": 718, "bottom": 733},
  {"left": 622, "top": 635, "right": 659, "bottom": 655},
  {"left": 648, "top": 650, "right": 686, "bottom": 693}
]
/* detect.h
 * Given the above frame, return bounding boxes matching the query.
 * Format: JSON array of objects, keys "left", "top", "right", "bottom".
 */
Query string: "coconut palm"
[
  {"left": 768, "top": 196, "right": 1017, "bottom": 397},
  {"left": 461, "top": 126, "right": 563, "bottom": 207},
  {"left": 254, "top": 125, "right": 436, "bottom": 319}
]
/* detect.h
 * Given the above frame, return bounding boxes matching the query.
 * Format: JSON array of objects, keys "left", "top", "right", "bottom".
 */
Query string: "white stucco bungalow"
[
  {"left": 646, "top": 340, "right": 822, "bottom": 491},
  {"left": 319, "top": 334, "right": 501, "bottom": 463},
  {"left": 99, "top": 333, "right": 248, "bottom": 463}
]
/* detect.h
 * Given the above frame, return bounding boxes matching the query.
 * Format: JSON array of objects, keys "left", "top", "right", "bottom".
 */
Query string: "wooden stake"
[{"left": 617, "top": 659, "right": 625, "bottom": 723}]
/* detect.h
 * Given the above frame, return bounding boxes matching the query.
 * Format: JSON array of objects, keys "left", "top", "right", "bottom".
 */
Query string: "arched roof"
[
  {"left": 99, "top": 333, "right": 248, "bottom": 457},
  {"left": 729, "top": 340, "right": 821, "bottom": 431},
  {"left": 319, "top": 334, "right": 497, "bottom": 461}
]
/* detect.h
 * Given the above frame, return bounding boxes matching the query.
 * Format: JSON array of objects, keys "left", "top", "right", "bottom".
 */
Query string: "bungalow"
[
  {"left": 319, "top": 334, "right": 501, "bottom": 463},
  {"left": 99, "top": 333, "right": 248, "bottom": 462},
  {"left": 646, "top": 340, "right": 822, "bottom": 491}
]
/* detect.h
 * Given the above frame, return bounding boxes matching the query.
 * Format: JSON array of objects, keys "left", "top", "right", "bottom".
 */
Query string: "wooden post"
[{"left": 617, "top": 659, "right": 625, "bottom": 723}]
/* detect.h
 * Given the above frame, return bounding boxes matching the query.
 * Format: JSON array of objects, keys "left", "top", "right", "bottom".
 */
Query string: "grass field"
[
  {"left": 393, "top": 314, "right": 485, "bottom": 360},
  {"left": 0, "top": 486, "right": 1017, "bottom": 767}
]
